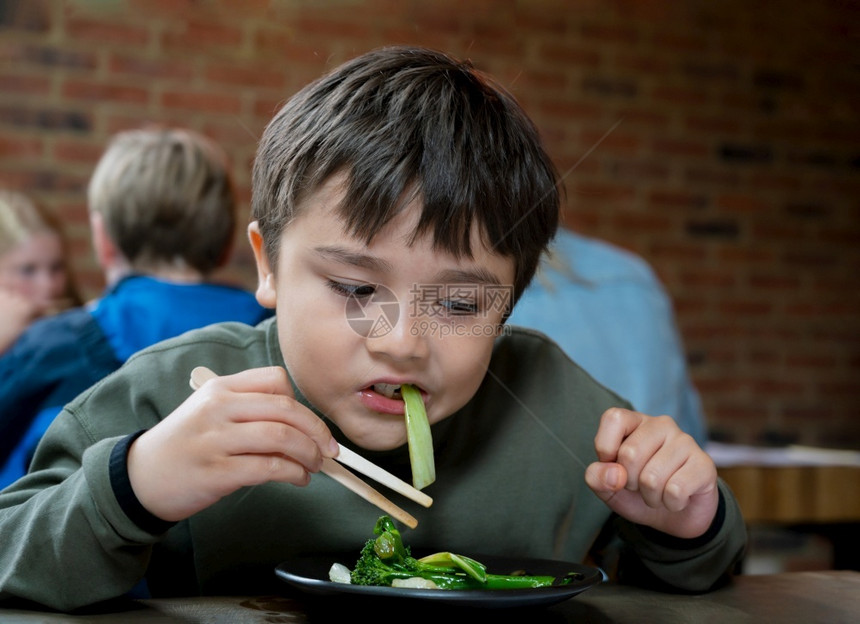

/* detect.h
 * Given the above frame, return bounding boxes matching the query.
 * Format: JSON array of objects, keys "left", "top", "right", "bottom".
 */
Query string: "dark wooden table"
[{"left": 1, "top": 570, "right": 857, "bottom": 623}]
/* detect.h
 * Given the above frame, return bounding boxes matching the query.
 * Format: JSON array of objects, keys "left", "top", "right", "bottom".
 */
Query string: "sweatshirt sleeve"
[
  {"left": 613, "top": 479, "right": 748, "bottom": 592},
  {"left": 0, "top": 409, "right": 164, "bottom": 611}
]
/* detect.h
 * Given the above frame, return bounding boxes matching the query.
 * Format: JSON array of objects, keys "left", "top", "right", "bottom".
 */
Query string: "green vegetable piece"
[
  {"left": 418, "top": 552, "right": 487, "bottom": 583},
  {"left": 401, "top": 384, "right": 435, "bottom": 490},
  {"left": 350, "top": 516, "right": 566, "bottom": 590}
]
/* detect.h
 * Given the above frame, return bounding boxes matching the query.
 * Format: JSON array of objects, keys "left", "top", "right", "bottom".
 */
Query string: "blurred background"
[{"left": 1, "top": 0, "right": 857, "bottom": 451}]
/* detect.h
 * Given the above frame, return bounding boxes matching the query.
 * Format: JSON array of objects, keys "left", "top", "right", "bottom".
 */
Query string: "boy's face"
[{"left": 250, "top": 175, "right": 515, "bottom": 451}]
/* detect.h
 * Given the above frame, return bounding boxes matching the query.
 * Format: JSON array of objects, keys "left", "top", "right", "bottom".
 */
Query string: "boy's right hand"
[{"left": 126, "top": 367, "right": 340, "bottom": 522}]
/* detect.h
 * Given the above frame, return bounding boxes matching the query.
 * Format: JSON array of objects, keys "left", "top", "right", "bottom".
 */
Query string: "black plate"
[{"left": 275, "top": 553, "right": 604, "bottom": 609}]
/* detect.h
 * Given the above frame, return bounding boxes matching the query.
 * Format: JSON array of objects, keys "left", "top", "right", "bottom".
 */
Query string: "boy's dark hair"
[{"left": 252, "top": 45, "right": 560, "bottom": 303}]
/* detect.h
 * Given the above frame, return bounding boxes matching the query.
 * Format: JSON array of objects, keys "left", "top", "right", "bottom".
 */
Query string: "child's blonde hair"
[
  {"left": 0, "top": 191, "right": 58, "bottom": 256},
  {"left": 0, "top": 190, "right": 81, "bottom": 305},
  {"left": 88, "top": 127, "right": 237, "bottom": 275}
]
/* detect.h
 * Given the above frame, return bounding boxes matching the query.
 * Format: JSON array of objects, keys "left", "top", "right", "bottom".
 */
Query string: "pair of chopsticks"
[{"left": 188, "top": 366, "right": 431, "bottom": 528}]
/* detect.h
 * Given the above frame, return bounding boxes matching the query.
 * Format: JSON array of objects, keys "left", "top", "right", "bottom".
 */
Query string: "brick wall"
[{"left": 1, "top": 0, "right": 858, "bottom": 447}]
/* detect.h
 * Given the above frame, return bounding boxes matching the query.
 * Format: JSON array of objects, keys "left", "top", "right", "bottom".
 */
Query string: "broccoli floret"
[
  {"left": 349, "top": 516, "right": 421, "bottom": 586},
  {"left": 349, "top": 516, "right": 571, "bottom": 590}
]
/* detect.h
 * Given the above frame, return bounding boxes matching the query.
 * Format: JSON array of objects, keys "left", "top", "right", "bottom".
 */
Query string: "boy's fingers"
[
  {"left": 636, "top": 442, "right": 691, "bottom": 508},
  {"left": 192, "top": 367, "right": 339, "bottom": 458},
  {"left": 224, "top": 421, "right": 326, "bottom": 473},
  {"left": 585, "top": 461, "right": 628, "bottom": 499},
  {"left": 226, "top": 454, "right": 313, "bottom": 489},
  {"left": 593, "top": 407, "right": 644, "bottom": 462},
  {"left": 197, "top": 366, "right": 295, "bottom": 398}
]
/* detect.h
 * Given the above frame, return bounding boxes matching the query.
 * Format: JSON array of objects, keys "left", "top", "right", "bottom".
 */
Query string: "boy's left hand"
[{"left": 585, "top": 407, "right": 719, "bottom": 539}]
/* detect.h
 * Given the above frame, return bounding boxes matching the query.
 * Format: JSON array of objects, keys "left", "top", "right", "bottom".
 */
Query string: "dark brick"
[
  {"left": 581, "top": 76, "right": 638, "bottom": 98},
  {"left": 0, "top": 106, "right": 91, "bottom": 132},
  {"left": 21, "top": 44, "right": 96, "bottom": 69},
  {"left": 753, "top": 69, "right": 805, "bottom": 91},
  {"left": 719, "top": 143, "right": 773, "bottom": 163},
  {"left": 0, "top": 169, "right": 86, "bottom": 193},
  {"left": 682, "top": 61, "right": 740, "bottom": 82},
  {"left": 685, "top": 219, "right": 741, "bottom": 239},
  {"left": 787, "top": 150, "right": 839, "bottom": 168},
  {"left": 0, "top": 0, "right": 49, "bottom": 31},
  {"left": 755, "top": 429, "right": 799, "bottom": 446},
  {"left": 784, "top": 202, "right": 831, "bottom": 219}
]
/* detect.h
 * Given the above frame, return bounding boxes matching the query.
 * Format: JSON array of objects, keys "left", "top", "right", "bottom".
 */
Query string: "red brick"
[
  {"left": 0, "top": 136, "right": 45, "bottom": 159},
  {"left": 289, "top": 16, "right": 374, "bottom": 40},
  {"left": 610, "top": 211, "right": 673, "bottom": 233},
  {"left": 679, "top": 269, "right": 738, "bottom": 289},
  {"left": 785, "top": 354, "right": 840, "bottom": 369},
  {"left": 651, "top": 138, "right": 710, "bottom": 158},
  {"left": 653, "top": 32, "right": 708, "bottom": 53},
  {"left": 108, "top": 54, "right": 194, "bottom": 81},
  {"left": 614, "top": 53, "right": 671, "bottom": 75},
  {"left": 538, "top": 42, "right": 602, "bottom": 68},
  {"left": 162, "top": 20, "right": 243, "bottom": 49},
  {"left": 0, "top": 169, "right": 86, "bottom": 193},
  {"left": 616, "top": 109, "right": 671, "bottom": 129},
  {"left": 651, "top": 85, "right": 710, "bottom": 107},
  {"left": 252, "top": 32, "right": 330, "bottom": 66},
  {"left": 580, "top": 22, "right": 640, "bottom": 45},
  {"left": 605, "top": 158, "right": 670, "bottom": 182},
  {"left": 535, "top": 100, "right": 603, "bottom": 122},
  {"left": 581, "top": 129, "right": 642, "bottom": 154},
  {"left": 683, "top": 167, "right": 742, "bottom": 187},
  {"left": 717, "top": 299, "right": 774, "bottom": 317},
  {"left": 53, "top": 139, "right": 105, "bottom": 164},
  {"left": 747, "top": 274, "right": 803, "bottom": 291},
  {"left": 569, "top": 181, "right": 637, "bottom": 204},
  {"left": 648, "top": 189, "right": 709, "bottom": 210},
  {"left": 65, "top": 18, "right": 150, "bottom": 45},
  {"left": 685, "top": 115, "right": 742, "bottom": 136},
  {"left": 161, "top": 91, "right": 242, "bottom": 115},
  {"left": 62, "top": 80, "right": 149, "bottom": 105},
  {"left": 716, "top": 194, "right": 772, "bottom": 213},
  {"left": 649, "top": 242, "right": 708, "bottom": 264},
  {"left": 205, "top": 64, "right": 287, "bottom": 90},
  {"left": 0, "top": 73, "right": 52, "bottom": 96},
  {"left": 748, "top": 172, "right": 804, "bottom": 192}
]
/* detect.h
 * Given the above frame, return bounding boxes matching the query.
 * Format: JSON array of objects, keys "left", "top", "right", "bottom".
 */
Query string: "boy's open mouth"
[{"left": 371, "top": 383, "right": 403, "bottom": 400}]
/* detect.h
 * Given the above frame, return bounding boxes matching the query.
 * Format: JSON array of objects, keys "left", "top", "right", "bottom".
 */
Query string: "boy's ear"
[
  {"left": 90, "top": 212, "right": 120, "bottom": 270},
  {"left": 248, "top": 221, "right": 277, "bottom": 309}
]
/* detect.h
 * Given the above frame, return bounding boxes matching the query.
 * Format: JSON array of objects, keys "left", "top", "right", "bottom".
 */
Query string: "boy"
[
  {"left": 0, "top": 47, "right": 745, "bottom": 611},
  {"left": 0, "top": 128, "right": 271, "bottom": 487}
]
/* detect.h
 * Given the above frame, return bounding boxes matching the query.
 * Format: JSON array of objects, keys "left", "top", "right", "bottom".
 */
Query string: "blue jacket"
[
  {"left": 0, "top": 275, "right": 272, "bottom": 487},
  {"left": 508, "top": 229, "right": 707, "bottom": 445}
]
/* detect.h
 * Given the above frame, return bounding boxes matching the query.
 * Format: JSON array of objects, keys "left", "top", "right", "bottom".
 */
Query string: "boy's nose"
[{"left": 365, "top": 310, "right": 430, "bottom": 362}]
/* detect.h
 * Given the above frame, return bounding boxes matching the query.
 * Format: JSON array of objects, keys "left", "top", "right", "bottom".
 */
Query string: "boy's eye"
[
  {"left": 327, "top": 280, "right": 376, "bottom": 298},
  {"left": 438, "top": 299, "right": 479, "bottom": 315}
]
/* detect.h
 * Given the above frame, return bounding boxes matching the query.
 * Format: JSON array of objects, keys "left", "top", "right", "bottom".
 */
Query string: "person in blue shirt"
[
  {"left": 508, "top": 227, "right": 708, "bottom": 446},
  {"left": 0, "top": 127, "right": 272, "bottom": 488}
]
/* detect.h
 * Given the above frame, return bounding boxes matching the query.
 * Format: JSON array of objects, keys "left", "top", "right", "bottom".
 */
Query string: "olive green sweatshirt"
[{"left": 0, "top": 319, "right": 746, "bottom": 611}]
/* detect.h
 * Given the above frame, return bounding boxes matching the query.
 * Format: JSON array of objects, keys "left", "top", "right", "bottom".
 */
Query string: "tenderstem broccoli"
[
  {"left": 348, "top": 516, "right": 577, "bottom": 590},
  {"left": 402, "top": 384, "right": 435, "bottom": 490}
]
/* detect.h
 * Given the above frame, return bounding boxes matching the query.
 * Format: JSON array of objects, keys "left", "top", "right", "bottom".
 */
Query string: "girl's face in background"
[{"left": 0, "top": 231, "right": 70, "bottom": 311}]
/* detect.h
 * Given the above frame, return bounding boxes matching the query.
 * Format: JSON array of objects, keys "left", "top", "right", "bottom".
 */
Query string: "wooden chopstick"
[
  {"left": 320, "top": 457, "right": 418, "bottom": 528},
  {"left": 336, "top": 445, "right": 432, "bottom": 508},
  {"left": 188, "top": 366, "right": 427, "bottom": 528}
]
